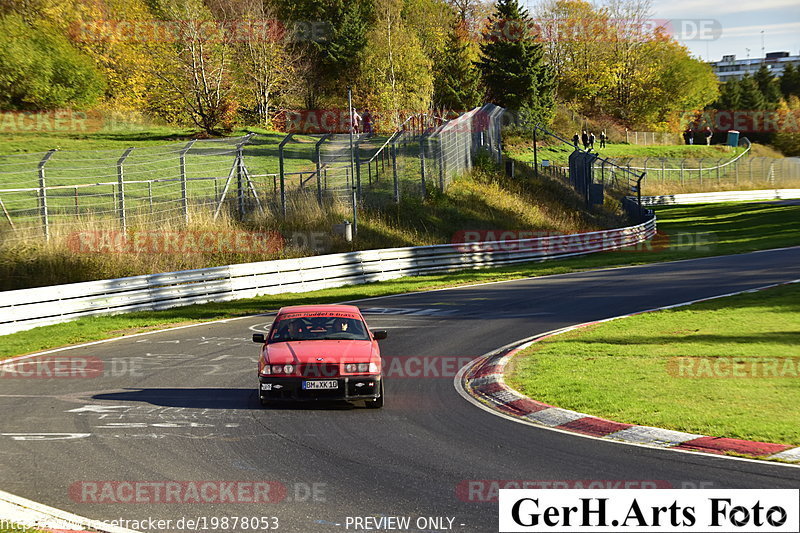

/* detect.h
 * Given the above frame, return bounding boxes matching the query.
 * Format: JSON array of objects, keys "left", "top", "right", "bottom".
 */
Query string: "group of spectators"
[
  {"left": 572, "top": 130, "right": 606, "bottom": 151},
  {"left": 683, "top": 127, "right": 713, "bottom": 145},
  {"left": 351, "top": 108, "right": 373, "bottom": 136}
]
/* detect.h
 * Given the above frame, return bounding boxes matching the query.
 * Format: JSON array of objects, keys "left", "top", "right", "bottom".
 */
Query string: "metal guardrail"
[
  {"left": 0, "top": 218, "right": 656, "bottom": 336},
  {"left": 637, "top": 188, "right": 800, "bottom": 206}
]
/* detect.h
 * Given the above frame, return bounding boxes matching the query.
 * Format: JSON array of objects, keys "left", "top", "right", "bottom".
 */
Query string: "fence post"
[
  {"left": 117, "top": 147, "right": 134, "bottom": 232},
  {"left": 392, "top": 136, "right": 400, "bottom": 204},
  {"left": 236, "top": 145, "right": 245, "bottom": 220},
  {"left": 438, "top": 137, "right": 445, "bottom": 191},
  {"left": 73, "top": 187, "right": 78, "bottom": 215},
  {"left": 716, "top": 158, "right": 722, "bottom": 183},
  {"left": 278, "top": 134, "right": 293, "bottom": 218},
  {"left": 355, "top": 138, "right": 362, "bottom": 201},
  {"left": 699, "top": 158, "right": 703, "bottom": 185},
  {"left": 37, "top": 149, "right": 57, "bottom": 240},
  {"left": 680, "top": 160, "right": 684, "bottom": 185},
  {"left": 419, "top": 133, "right": 427, "bottom": 199},
  {"left": 148, "top": 182, "right": 153, "bottom": 213},
  {"left": 179, "top": 140, "right": 195, "bottom": 224},
  {"left": 661, "top": 159, "right": 665, "bottom": 183},
  {"left": 315, "top": 134, "right": 330, "bottom": 205}
]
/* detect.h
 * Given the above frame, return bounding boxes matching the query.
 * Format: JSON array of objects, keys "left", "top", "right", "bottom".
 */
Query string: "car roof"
[{"left": 276, "top": 304, "right": 362, "bottom": 316}]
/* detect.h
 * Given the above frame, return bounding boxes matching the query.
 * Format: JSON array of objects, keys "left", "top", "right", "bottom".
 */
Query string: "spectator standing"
[
  {"left": 599, "top": 131, "right": 606, "bottom": 148},
  {"left": 683, "top": 129, "right": 690, "bottom": 145},
  {"left": 704, "top": 127, "right": 712, "bottom": 145},
  {"left": 581, "top": 130, "right": 589, "bottom": 149},
  {"left": 588, "top": 132, "right": 596, "bottom": 150},
  {"left": 362, "top": 108, "right": 373, "bottom": 136},
  {"left": 572, "top": 133, "right": 580, "bottom": 147},
  {"left": 351, "top": 108, "right": 361, "bottom": 134}
]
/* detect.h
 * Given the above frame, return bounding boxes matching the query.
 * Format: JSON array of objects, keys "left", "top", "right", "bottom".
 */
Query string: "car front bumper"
[{"left": 258, "top": 376, "right": 381, "bottom": 401}]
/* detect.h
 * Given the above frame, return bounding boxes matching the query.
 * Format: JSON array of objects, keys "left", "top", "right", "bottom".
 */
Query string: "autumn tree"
[
  {"left": 0, "top": 13, "right": 104, "bottom": 110},
  {"left": 357, "top": 0, "right": 433, "bottom": 128},
  {"left": 145, "top": 0, "right": 237, "bottom": 134}
]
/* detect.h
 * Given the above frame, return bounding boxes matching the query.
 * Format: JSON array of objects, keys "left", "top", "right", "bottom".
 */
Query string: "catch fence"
[{"left": 0, "top": 105, "right": 505, "bottom": 244}]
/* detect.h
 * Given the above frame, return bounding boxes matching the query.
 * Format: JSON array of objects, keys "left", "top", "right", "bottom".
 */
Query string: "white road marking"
[{"left": 2, "top": 433, "right": 90, "bottom": 441}]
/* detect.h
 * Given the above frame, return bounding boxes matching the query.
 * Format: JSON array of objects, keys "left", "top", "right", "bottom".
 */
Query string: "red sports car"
[{"left": 253, "top": 305, "right": 387, "bottom": 408}]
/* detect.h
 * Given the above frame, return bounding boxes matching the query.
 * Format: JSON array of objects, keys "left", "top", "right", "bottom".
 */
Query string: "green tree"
[
  {"left": 275, "top": 0, "right": 374, "bottom": 108},
  {"left": 0, "top": 13, "right": 104, "bottom": 110},
  {"left": 432, "top": 21, "right": 483, "bottom": 110},
  {"left": 753, "top": 64, "right": 782, "bottom": 108},
  {"left": 716, "top": 78, "right": 742, "bottom": 110},
  {"left": 780, "top": 63, "right": 800, "bottom": 99},
  {"left": 476, "top": 0, "right": 554, "bottom": 123},
  {"left": 739, "top": 74, "right": 766, "bottom": 111}
]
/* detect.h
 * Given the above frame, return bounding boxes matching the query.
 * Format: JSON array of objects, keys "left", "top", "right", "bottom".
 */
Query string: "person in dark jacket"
[
  {"left": 572, "top": 133, "right": 580, "bottom": 147},
  {"left": 581, "top": 130, "right": 589, "bottom": 149}
]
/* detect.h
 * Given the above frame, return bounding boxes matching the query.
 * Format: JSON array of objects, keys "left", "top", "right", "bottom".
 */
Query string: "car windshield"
[{"left": 268, "top": 315, "right": 370, "bottom": 342}]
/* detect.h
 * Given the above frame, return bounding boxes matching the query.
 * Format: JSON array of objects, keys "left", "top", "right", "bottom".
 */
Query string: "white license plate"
[{"left": 303, "top": 380, "right": 338, "bottom": 390}]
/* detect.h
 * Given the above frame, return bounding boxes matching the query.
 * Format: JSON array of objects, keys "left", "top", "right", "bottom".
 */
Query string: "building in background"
[{"left": 709, "top": 52, "right": 800, "bottom": 82}]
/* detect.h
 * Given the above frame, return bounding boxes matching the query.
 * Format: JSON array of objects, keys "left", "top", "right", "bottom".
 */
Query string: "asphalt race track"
[{"left": 1, "top": 248, "right": 799, "bottom": 533}]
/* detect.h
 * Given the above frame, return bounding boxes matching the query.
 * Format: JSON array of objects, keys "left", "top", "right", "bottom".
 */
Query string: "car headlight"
[
  {"left": 343, "top": 362, "right": 379, "bottom": 374},
  {"left": 270, "top": 364, "right": 294, "bottom": 374}
]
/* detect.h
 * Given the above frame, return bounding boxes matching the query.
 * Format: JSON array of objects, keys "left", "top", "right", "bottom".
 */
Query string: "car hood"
[{"left": 265, "top": 340, "right": 375, "bottom": 364}]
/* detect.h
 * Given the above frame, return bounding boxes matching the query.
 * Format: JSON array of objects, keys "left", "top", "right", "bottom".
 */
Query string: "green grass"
[
  {"left": 0, "top": 527, "right": 46, "bottom": 533},
  {"left": 510, "top": 143, "right": 736, "bottom": 166},
  {"left": 2, "top": 201, "right": 799, "bottom": 360},
  {"left": 505, "top": 283, "right": 800, "bottom": 446}
]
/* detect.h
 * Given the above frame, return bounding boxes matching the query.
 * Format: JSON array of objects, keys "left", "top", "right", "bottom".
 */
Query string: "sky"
[{"left": 522, "top": 0, "right": 800, "bottom": 63}]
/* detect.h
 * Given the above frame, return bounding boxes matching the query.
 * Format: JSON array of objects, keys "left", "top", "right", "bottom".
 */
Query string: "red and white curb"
[
  {"left": 459, "top": 279, "right": 800, "bottom": 465},
  {"left": 0, "top": 488, "right": 140, "bottom": 533}
]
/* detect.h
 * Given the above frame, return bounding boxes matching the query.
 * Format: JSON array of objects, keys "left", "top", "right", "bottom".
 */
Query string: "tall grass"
[{"left": 0, "top": 161, "right": 625, "bottom": 290}]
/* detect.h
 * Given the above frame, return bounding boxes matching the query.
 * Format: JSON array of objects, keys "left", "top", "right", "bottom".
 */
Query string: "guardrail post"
[
  {"left": 117, "top": 147, "right": 134, "bottom": 232},
  {"left": 179, "top": 140, "right": 195, "bottom": 224},
  {"left": 36, "top": 150, "right": 57, "bottom": 240}
]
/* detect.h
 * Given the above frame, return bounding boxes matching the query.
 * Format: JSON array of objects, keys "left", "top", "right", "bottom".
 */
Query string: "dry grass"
[
  {"left": 641, "top": 178, "right": 800, "bottom": 196},
  {"left": 0, "top": 160, "right": 625, "bottom": 290}
]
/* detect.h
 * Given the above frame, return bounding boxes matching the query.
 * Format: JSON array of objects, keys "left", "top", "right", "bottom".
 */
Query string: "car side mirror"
[
  {"left": 252, "top": 333, "right": 266, "bottom": 344},
  {"left": 372, "top": 330, "right": 388, "bottom": 340}
]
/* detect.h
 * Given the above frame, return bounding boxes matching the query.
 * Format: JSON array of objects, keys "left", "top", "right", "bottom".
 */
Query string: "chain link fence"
[
  {"left": 0, "top": 105, "right": 505, "bottom": 243},
  {"left": 625, "top": 131, "right": 683, "bottom": 145}
]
